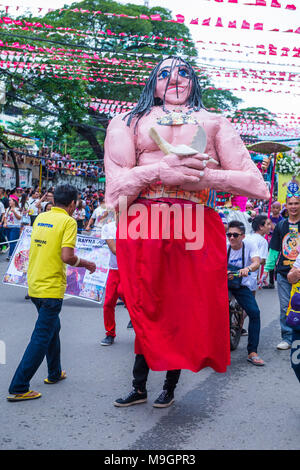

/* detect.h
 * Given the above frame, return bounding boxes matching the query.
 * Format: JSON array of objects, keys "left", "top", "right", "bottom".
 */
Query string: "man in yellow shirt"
[{"left": 7, "top": 184, "right": 96, "bottom": 402}]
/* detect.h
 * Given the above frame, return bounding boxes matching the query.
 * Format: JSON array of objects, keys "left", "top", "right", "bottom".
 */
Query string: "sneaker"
[
  {"left": 262, "top": 284, "right": 275, "bottom": 289},
  {"left": 6, "top": 256, "right": 10, "bottom": 261},
  {"left": 241, "top": 328, "right": 248, "bottom": 336},
  {"left": 127, "top": 320, "right": 133, "bottom": 329},
  {"left": 276, "top": 341, "right": 291, "bottom": 350},
  {"left": 100, "top": 336, "right": 114, "bottom": 346},
  {"left": 114, "top": 389, "right": 147, "bottom": 407},
  {"left": 153, "top": 390, "right": 175, "bottom": 408},
  {"left": 1, "top": 245, "right": 8, "bottom": 253}
]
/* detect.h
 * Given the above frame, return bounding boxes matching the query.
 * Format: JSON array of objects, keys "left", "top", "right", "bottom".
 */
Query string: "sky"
[{"left": 3, "top": 0, "right": 300, "bottom": 118}]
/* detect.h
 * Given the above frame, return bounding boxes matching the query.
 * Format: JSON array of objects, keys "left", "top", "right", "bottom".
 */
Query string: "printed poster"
[{"left": 3, "top": 227, "right": 111, "bottom": 304}]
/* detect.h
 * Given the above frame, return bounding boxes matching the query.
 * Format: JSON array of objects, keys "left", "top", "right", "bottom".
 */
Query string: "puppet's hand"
[{"left": 159, "top": 153, "right": 206, "bottom": 186}]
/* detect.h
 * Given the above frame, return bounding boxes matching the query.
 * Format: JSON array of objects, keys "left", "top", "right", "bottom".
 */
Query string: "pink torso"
[
  {"left": 104, "top": 106, "right": 270, "bottom": 210},
  {"left": 137, "top": 109, "right": 220, "bottom": 207}
]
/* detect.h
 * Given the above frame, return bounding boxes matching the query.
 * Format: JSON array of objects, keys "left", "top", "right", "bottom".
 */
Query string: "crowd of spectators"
[
  {"left": 0, "top": 185, "right": 107, "bottom": 260},
  {"left": 39, "top": 150, "right": 105, "bottom": 179},
  {"left": 0, "top": 147, "right": 105, "bottom": 180}
]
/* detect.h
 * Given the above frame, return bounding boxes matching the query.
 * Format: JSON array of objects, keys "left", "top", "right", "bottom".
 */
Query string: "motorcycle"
[{"left": 228, "top": 272, "right": 245, "bottom": 351}]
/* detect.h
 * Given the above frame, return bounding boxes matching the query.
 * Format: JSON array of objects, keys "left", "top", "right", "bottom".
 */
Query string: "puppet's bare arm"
[
  {"left": 104, "top": 117, "right": 206, "bottom": 210},
  {"left": 182, "top": 116, "right": 270, "bottom": 200}
]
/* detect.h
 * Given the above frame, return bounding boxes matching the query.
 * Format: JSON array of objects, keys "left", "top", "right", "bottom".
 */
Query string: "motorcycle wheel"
[{"left": 230, "top": 307, "right": 243, "bottom": 351}]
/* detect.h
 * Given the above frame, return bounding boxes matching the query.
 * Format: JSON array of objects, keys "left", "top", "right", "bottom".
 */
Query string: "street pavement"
[{"left": 0, "top": 255, "right": 299, "bottom": 451}]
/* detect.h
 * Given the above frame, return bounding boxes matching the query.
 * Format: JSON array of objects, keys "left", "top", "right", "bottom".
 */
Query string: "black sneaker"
[
  {"left": 114, "top": 389, "right": 147, "bottom": 407},
  {"left": 241, "top": 328, "right": 248, "bottom": 336},
  {"left": 127, "top": 320, "right": 133, "bottom": 329},
  {"left": 153, "top": 390, "right": 175, "bottom": 408},
  {"left": 100, "top": 336, "right": 114, "bottom": 346}
]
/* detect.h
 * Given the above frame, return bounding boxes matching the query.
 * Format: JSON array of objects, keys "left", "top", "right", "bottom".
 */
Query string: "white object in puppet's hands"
[{"left": 149, "top": 127, "right": 218, "bottom": 165}]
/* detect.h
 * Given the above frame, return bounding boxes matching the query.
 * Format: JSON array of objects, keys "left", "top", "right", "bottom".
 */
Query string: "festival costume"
[
  {"left": 117, "top": 197, "right": 230, "bottom": 373},
  {"left": 101, "top": 221, "right": 124, "bottom": 338},
  {"left": 103, "top": 269, "right": 122, "bottom": 337},
  {"left": 105, "top": 58, "right": 269, "bottom": 385}
]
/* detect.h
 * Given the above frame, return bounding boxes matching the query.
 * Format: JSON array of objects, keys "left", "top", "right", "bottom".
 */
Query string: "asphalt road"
[{"left": 0, "top": 255, "right": 299, "bottom": 451}]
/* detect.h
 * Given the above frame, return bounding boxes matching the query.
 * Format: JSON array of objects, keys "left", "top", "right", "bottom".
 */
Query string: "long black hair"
[
  {"left": 124, "top": 56, "right": 205, "bottom": 130},
  {"left": 252, "top": 215, "right": 268, "bottom": 232}
]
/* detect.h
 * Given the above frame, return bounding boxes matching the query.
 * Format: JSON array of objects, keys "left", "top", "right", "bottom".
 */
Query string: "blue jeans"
[
  {"left": 230, "top": 286, "right": 261, "bottom": 354},
  {"left": 9, "top": 298, "right": 63, "bottom": 394},
  {"left": 291, "top": 330, "right": 300, "bottom": 383},
  {"left": 6, "top": 227, "right": 20, "bottom": 257},
  {"left": 277, "top": 273, "right": 293, "bottom": 345},
  {"left": 0, "top": 224, "right": 6, "bottom": 246}
]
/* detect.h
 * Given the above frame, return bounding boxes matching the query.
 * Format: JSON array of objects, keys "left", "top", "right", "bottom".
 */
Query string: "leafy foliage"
[
  {"left": 229, "top": 107, "right": 277, "bottom": 125},
  {"left": 0, "top": 0, "right": 251, "bottom": 158}
]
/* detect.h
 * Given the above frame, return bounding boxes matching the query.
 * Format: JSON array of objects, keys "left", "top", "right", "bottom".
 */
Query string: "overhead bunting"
[
  {"left": 0, "top": 4, "right": 299, "bottom": 140},
  {"left": 2, "top": 58, "right": 299, "bottom": 97},
  {"left": 2, "top": 19, "right": 300, "bottom": 61},
  {"left": 206, "top": 0, "right": 297, "bottom": 8},
  {"left": 88, "top": 98, "right": 300, "bottom": 138},
  {"left": 0, "top": 9, "right": 299, "bottom": 33},
  {"left": 199, "top": 15, "right": 300, "bottom": 33}
]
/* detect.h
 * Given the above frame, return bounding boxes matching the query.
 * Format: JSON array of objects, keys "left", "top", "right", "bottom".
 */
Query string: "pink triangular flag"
[
  {"left": 150, "top": 14, "right": 162, "bottom": 21},
  {"left": 176, "top": 14, "right": 185, "bottom": 23},
  {"left": 271, "top": 0, "right": 281, "bottom": 7},
  {"left": 241, "top": 20, "right": 250, "bottom": 29},
  {"left": 202, "top": 18, "right": 211, "bottom": 26},
  {"left": 254, "top": 23, "right": 263, "bottom": 30}
]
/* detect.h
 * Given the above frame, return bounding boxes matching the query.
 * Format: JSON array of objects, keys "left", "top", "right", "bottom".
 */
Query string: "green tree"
[
  {"left": 0, "top": 125, "right": 20, "bottom": 186},
  {"left": 0, "top": 0, "right": 248, "bottom": 159},
  {"left": 229, "top": 107, "right": 277, "bottom": 125}
]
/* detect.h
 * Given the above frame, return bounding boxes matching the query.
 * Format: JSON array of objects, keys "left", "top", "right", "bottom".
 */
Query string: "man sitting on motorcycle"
[{"left": 227, "top": 220, "right": 264, "bottom": 366}]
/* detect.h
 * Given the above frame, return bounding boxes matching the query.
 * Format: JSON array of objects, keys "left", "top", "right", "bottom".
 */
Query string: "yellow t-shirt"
[{"left": 27, "top": 207, "right": 77, "bottom": 299}]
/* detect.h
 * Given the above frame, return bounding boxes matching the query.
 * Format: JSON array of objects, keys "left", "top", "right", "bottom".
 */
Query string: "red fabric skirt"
[{"left": 116, "top": 198, "right": 230, "bottom": 373}]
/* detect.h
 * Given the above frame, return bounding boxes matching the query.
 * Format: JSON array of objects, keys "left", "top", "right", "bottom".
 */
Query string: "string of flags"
[{"left": 0, "top": 3, "right": 299, "bottom": 138}]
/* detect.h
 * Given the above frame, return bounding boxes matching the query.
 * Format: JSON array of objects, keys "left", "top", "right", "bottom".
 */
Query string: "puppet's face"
[{"left": 154, "top": 58, "right": 192, "bottom": 106}]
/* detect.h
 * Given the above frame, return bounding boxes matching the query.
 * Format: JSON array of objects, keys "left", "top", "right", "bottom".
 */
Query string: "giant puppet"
[{"left": 104, "top": 56, "right": 270, "bottom": 407}]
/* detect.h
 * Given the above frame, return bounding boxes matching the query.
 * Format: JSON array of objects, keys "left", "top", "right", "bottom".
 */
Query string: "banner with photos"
[{"left": 3, "top": 226, "right": 111, "bottom": 304}]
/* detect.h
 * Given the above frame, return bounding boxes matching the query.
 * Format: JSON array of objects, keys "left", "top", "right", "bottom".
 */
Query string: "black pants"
[
  {"left": 30, "top": 215, "right": 38, "bottom": 226},
  {"left": 0, "top": 225, "right": 6, "bottom": 245},
  {"left": 269, "top": 269, "right": 275, "bottom": 286},
  {"left": 77, "top": 220, "right": 84, "bottom": 233},
  {"left": 132, "top": 354, "right": 181, "bottom": 393}
]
